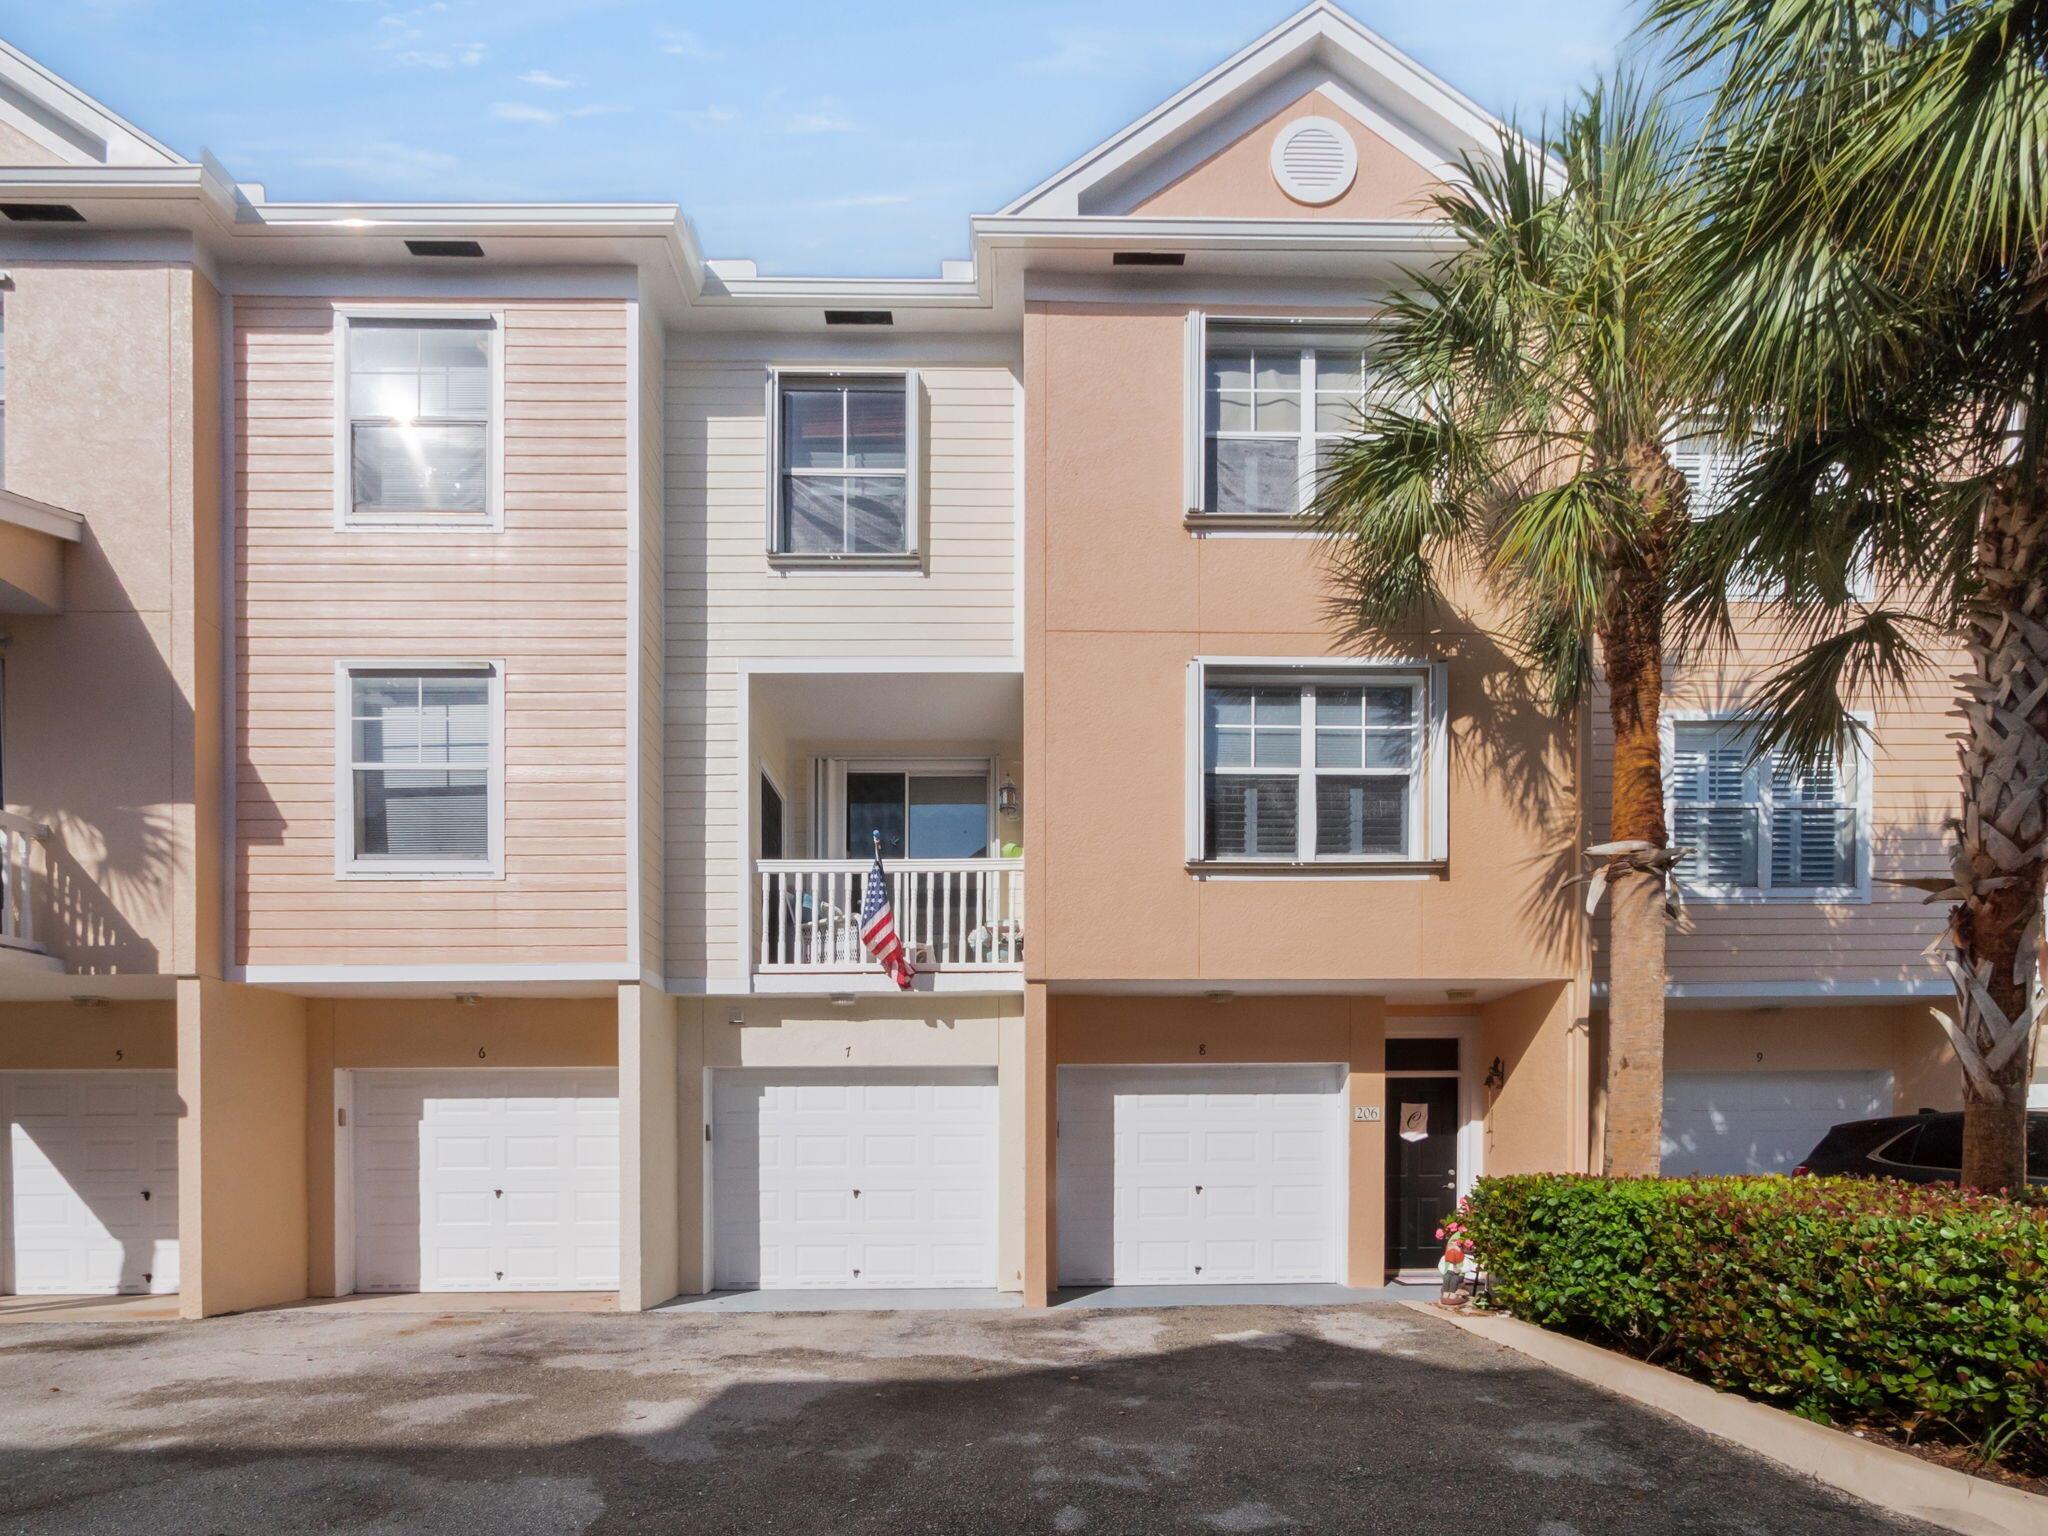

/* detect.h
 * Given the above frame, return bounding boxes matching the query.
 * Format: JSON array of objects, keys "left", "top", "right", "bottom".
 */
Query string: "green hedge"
[{"left": 1459, "top": 1175, "right": 2048, "bottom": 1460}]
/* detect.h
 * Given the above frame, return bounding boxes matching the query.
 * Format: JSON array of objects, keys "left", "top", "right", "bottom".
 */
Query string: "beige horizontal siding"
[
  {"left": 234, "top": 297, "right": 630, "bottom": 969},
  {"left": 663, "top": 359, "right": 1019, "bottom": 978},
  {"left": 1588, "top": 607, "right": 1958, "bottom": 990},
  {"left": 638, "top": 311, "right": 666, "bottom": 975}
]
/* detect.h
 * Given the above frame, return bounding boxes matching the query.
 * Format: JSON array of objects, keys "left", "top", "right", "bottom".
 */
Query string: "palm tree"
[
  {"left": 1309, "top": 79, "right": 1706, "bottom": 1176},
  {"left": 1651, "top": 0, "right": 2047, "bottom": 1190}
]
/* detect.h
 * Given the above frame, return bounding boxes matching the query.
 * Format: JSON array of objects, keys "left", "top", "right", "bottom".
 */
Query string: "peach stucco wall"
[
  {"left": 0, "top": 1000, "right": 177, "bottom": 1069},
  {"left": 1129, "top": 91, "right": 1444, "bottom": 220},
  {"left": 177, "top": 978, "right": 309, "bottom": 1318},
  {"left": 1478, "top": 982, "right": 1588, "bottom": 1174},
  {"left": 3, "top": 263, "right": 223, "bottom": 978},
  {"left": 233, "top": 297, "right": 629, "bottom": 968},
  {"left": 1022, "top": 300, "right": 1581, "bottom": 986}
]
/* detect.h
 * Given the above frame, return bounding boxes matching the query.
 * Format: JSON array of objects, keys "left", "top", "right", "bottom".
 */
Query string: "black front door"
[{"left": 1386, "top": 1075, "right": 1461, "bottom": 1270}]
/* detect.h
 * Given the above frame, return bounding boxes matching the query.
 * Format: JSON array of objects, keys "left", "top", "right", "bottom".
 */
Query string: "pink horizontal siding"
[
  {"left": 233, "top": 297, "right": 629, "bottom": 968},
  {"left": 1589, "top": 608, "right": 1956, "bottom": 989}
]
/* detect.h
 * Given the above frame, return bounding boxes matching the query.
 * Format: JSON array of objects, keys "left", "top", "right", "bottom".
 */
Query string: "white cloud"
[
  {"left": 659, "top": 29, "right": 720, "bottom": 61},
  {"left": 568, "top": 104, "right": 630, "bottom": 119},
  {"left": 785, "top": 101, "right": 857, "bottom": 135},
  {"left": 490, "top": 101, "right": 560, "bottom": 125},
  {"left": 517, "top": 69, "right": 575, "bottom": 90},
  {"left": 680, "top": 105, "right": 737, "bottom": 126}
]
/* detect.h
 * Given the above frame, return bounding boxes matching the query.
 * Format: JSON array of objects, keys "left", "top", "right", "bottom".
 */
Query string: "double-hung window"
[
  {"left": 1667, "top": 718, "right": 1866, "bottom": 899},
  {"left": 339, "top": 665, "right": 502, "bottom": 876},
  {"left": 1195, "top": 663, "right": 1443, "bottom": 865},
  {"left": 338, "top": 313, "right": 500, "bottom": 529},
  {"left": 769, "top": 371, "right": 918, "bottom": 557},
  {"left": 1191, "top": 318, "right": 1370, "bottom": 519}
]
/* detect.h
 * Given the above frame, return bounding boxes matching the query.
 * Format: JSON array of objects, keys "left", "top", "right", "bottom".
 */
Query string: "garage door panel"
[
  {"left": 351, "top": 1069, "right": 619, "bottom": 1294},
  {"left": 5, "top": 1072, "right": 181, "bottom": 1297},
  {"left": 711, "top": 1068, "right": 997, "bottom": 1291},
  {"left": 1057, "top": 1065, "right": 1345, "bottom": 1288},
  {"left": 1662, "top": 1071, "right": 1891, "bottom": 1176}
]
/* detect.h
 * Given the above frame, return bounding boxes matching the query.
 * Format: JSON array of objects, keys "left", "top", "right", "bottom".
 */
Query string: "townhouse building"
[{"left": 0, "top": 4, "right": 2027, "bottom": 1319}]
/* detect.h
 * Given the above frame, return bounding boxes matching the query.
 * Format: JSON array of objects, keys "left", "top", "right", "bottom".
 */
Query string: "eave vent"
[
  {"left": 0, "top": 203, "right": 84, "bottom": 223},
  {"left": 1111, "top": 251, "right": 1185, "bottom": 267},
  {"left": 824, "top": 310, "right": 893, "bottom": 326},
  {"left": 1270, "top": 117, "right": 1358, "bottom": 206},
  {"left": 404, "top": 238, "right": 485, "bottom": 258}
]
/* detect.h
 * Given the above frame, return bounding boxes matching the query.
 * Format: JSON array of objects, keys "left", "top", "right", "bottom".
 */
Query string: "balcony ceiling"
[{"left": 752, "top": 668, "right": 1022, "bottom": 746}]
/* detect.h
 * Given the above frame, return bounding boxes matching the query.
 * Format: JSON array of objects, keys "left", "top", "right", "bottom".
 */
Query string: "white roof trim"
[
  {"left": 998, "top": 1, "right": 1507, "bottom": 219},
  {"left": 0, "top": 488, "right": 85, "bottom": 542},
  {"left": 0, "top": 37, "right": 187, "bottom": 168}
]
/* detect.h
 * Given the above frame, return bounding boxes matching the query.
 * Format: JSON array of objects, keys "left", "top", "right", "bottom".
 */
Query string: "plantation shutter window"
[
  {"left": 345, "top": 318, "right": 496, "bottom": 525},
  {"left": 769, "top": 371, "right": 918, "bottom": 556},
  {"left": 1668, "top": 719, "right": 1863, "bottom": 898},
  {"left": 1196, "top": 321, "right": 1374, "bottom": 519},
  {"left": 347, "top": 668, "right": 498, "bottom": 871},
  {"left": 1201, "top": 672, "right": 1432, "bottom": 863}
]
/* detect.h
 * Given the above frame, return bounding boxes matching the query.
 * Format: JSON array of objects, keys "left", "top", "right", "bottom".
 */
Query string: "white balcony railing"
[
  {"left": 0, "top": 810, "right": 48, "bottom": 954},
  {"left": 756, "top": 858, "right": 1024, "bottom": 974}
]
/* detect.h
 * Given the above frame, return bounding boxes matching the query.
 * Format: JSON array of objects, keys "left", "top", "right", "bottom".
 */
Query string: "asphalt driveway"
[{"left": 0, "top": 1302, "right": 1938, "bottom": 1534}]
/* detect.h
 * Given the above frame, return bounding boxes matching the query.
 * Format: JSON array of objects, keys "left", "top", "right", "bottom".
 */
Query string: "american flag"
[{"left": 859, "top": 845, "right": 916, "bottom": 990}]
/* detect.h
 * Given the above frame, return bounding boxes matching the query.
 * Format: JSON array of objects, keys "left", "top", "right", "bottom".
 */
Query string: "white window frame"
[
  {"left": 334, "top": 659, "right": 506, "bottom": 880},
  {"left": 763, "top": 367, "right": 921, "bottom": 563},
  {"left": 1669, "top": 414, "right": 1874, "bottom": 601},
  {"left": 1184, "top": 314, "right": 1375, "bottom": 522},
  {"left": 812, "top": 755, "right": 997, "bottom": 859},
  {"left": 1661, "top": 709, "right": 1872, "bottom": 904},
  {"left": 332, "top": 305, "right": 505, "bottom": 533},
  {"left": 1185, "top": 657, "right": 1449, "bottom": 870}
]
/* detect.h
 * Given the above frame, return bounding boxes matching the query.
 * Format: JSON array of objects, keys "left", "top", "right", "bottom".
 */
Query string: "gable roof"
[
  {"left": 998, "top": 1, "right": 1506, "bottom": 219},
  {"left": 0, "top": 37, "right": 186, "bottom": 168}
]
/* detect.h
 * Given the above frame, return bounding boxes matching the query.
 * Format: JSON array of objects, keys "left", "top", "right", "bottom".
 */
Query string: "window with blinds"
[
  {"left": 771, "top": 372, "right": 915, "bottom": 556},
  {"left": 344, "top": 317, "right": 496, "bottom": 526},
  {"left": 1200, "top": 323, "right": 1371, "bottom": 518},
  {"left": 345, "top": 668, "right": 498, "bottom": 872},
  {"left": 1203, "top": 677, "right": 1422, "bottom": 861},
  {"left": 1668, "top": 719, "right": 1862, "bottom": 898}
]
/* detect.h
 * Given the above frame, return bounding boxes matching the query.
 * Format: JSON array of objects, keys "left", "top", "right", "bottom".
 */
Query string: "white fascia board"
[
  {"left": 996, "top": 1, "right": 1511, "bottom": 218},
  {"left": 0, "top": 490, "right": 85, "bottom": 542},
  {"left": 971, "top": 215, "right": 1460, "bottom": 254}
]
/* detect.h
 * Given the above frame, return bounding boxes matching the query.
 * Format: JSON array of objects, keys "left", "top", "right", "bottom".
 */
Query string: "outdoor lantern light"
[{"left": 997, "top": 774, "right": 1021, "bottom": 819}]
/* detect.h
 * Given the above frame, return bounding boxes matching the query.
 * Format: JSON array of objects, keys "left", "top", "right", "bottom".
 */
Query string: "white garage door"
[
  {"left": 711, "top": 1069, "right": 998, "bottom": 1290},
  {"left": 2, "top": 1071, "right": 179, "bottom": 1296},
  {"left": 1057, "top": 1064, "right": 1345, "bottom": 1287},
  {"left": 352, "top": 1070, "right": 619, "bottom": 1293},
  {"left": 1662, "top": 1070, "right": 1892, "bottom": 1176}
]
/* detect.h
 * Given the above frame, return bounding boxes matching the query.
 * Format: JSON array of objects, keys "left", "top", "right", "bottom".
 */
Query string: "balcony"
[
  {"left": 0, "top": 810, "right": 58, "bottom": 970},
  {"left": 756, "top": 857, "right": 1024, "bottom": 986}
]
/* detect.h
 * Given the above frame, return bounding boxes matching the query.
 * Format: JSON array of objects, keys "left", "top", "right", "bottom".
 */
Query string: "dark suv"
[{"left": 1792, "top": 1109, "right": 2047, "bottom": 1186}]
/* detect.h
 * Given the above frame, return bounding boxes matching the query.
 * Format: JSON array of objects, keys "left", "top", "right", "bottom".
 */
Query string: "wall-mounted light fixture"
[
  {"left": 997, "top": 773, "right": 1021, "bottom": 820},
  {"left": 452, "top": 992, "right": 481, "bottom": 1006},
  {"left": 1484, "top": 1056, "right": 1506, "bottom": 1091}
]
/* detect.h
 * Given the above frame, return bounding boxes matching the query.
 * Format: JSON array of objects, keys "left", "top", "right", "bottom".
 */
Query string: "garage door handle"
[
  {"left": 141, "top": 1189, "right": 151, "bottom": 1201},
  {"left": 852, "top": 1189, "right": 861, "bottom": 1199},
  {"left": 1194, "top": 1185, "right": 1202, "bottom": 1195},
  {"left": 494, "top": 1189, "right": 503, "bottom": 1199}
]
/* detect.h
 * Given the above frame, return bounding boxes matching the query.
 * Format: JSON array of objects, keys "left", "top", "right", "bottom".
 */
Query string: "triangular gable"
[
  {"left": 0, "top": 37, "right": 187, "bottom": 168},
  {"left": 1000, "top": 2, "right": 1503, "bottom": 220}
]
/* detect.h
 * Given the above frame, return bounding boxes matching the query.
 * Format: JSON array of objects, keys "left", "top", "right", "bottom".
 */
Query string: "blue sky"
[{"left": 5, "top": 1, "right": 1634, "bottom": 275}]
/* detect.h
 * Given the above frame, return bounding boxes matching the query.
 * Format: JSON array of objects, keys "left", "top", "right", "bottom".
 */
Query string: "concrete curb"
[{"left": 1404, "top": 1301, "right": 2047, "bottom": 1536}]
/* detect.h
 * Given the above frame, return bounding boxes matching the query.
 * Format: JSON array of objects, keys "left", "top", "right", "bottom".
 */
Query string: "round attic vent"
[{"left": 1270, "top": 116, "right": 1358, "bottom": 206}]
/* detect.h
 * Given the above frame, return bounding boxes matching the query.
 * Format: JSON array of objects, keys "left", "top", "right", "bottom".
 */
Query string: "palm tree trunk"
[
  {"left": 1601, "top": 448, "right": 1680, "bottom": 1177},
  {"left": 1949, "top": 474, "right": 2047, "bottom": 1190}
]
